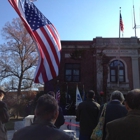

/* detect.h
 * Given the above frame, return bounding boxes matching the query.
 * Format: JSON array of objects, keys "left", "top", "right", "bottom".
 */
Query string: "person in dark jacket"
[
  {"left": 106, "top": 89, "right": 140, "bottom": 140},
  {"left": 101, "top": 90, "right": 127, "bottom": 140},
  {"left": 55, "top": 107, "right": 65, "bottom": 128},
  {"left": 76, "top": 90, "right": 100, "bottom": 140},
  {"left": 12, "top": 94, "right": 73, "bottom": 140},
  {"left": 0, "top": 88, "right": 9, "bottom": 140}
]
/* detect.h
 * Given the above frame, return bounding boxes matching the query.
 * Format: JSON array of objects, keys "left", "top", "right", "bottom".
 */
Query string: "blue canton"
[{"left": 24, "top": 0, "right": 52, "bottom": 31}]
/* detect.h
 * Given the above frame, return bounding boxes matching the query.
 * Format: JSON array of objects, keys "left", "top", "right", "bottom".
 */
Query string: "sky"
[{"left": 0, "top": 0, "right": 140, "bottom": 44}]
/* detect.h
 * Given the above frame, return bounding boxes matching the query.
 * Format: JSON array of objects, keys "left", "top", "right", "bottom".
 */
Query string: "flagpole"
[
  {"left": 118, "top": 7, "right": 121, "bottom": 87},
  {"left": 82, "top": 85, "right": 84, "bottom": 100},
  {"left": 133, "top": 3, "right": 137, "bottom": 37},
  {"left": 119, "top": 7, "right": 121, "bottom": 39},
  {"left": 66, "top": 83, "right": 68, "bottom": 104}
]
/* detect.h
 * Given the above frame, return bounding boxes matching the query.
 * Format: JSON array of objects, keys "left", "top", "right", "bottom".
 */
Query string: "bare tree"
[{"left": 0, "top": 17, "right": 38, "bottom": 96}]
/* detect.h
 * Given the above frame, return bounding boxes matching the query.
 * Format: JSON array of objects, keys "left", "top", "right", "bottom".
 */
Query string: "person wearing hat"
[{"left": 0, "top": 87, "right": 9, "bottom": 140}]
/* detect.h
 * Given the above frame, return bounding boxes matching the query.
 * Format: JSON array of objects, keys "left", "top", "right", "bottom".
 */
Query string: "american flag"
[
  {"left": 120, "top": 13, "right": 124, "bottom": 32},
  {"left": 8, "top": 0, "right": 61, "bottom": 84}
]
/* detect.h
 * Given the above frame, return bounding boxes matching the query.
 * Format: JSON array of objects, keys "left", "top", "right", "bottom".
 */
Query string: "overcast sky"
[{"left": 0, "top": 0, "right": 140, "bottom": 44}]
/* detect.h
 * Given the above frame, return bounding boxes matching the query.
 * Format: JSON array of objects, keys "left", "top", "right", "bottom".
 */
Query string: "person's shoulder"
[
  {"left": 121, "top": 104, "right": 128, "bottom": 111},
  {"left": 93, "top": 101, "right": 100, "bottom": 108},
  {"left": 42, "top": 122, "right": 73, "bottom": 139},
  {"left": 58, "top": 106, "right": 63, "bottom": 112},
  {"left": 54, "top": 128, "right": 74, "bottom": 139},
  {"left": 117, "top": 103, "right": 128, "bottom": 113},
  {"left": 0, "top": 101, "right": 7, "bottom": 107},
  {"left": 120, "top": 104, "right": 127, "bottom": 108},
  {"left": 12, "top": 125, "right": 31, "bottom": 139},
  {"left": 94, "top": 101, "right": 100, "bottom": 106},
  {"left": 13, "top": 124, "right": 73, "bottom": 140},
  {"left": 0, "top": 101, "right": 5, "bottom": 104},
  {"left": 78, "top": 101, "right": 85, "bottom": 106},
  {"left": 107, "top": 116, "right": 125, "bottom": 128}
]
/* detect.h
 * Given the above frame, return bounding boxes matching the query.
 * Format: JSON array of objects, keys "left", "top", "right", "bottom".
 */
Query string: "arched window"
[{"left": 110, "top": 60, "right": 125, "bottom": 83}]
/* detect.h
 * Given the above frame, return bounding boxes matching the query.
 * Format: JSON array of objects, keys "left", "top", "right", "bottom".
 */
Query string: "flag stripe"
[
  {"left": 41, "top": 26, "right": 60, "bottom": 66},
  {"left": 37, "top": 27, "right": 57, "bottom": 67},
  {"left": 33, "top": 29, "right": 57, "bottom": 78},
  {"left": 35, "top": 27, "right": 59, "bottom": 71},
  {"left": 34, "top": 43, "right": 49, "bottom": 83},
  {"left": 36, "top": 61, "right": 48, "bottom": 83},
  {"left": 34, "top": 46, "right": 54, "bottom": 83},
  {"left": 47, "top": 25, "right": 61, "bottom": 51},
  {"left": 51, "top": 24, "right": 61, "bottom": 50}
]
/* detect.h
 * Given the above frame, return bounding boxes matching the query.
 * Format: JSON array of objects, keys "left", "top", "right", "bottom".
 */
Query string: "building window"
[
  {"left": 65, "top": 63, "right": 80, "bottom": 82},
  {"left": 110, "top": 60, "right": 125, "bottom": 83}
]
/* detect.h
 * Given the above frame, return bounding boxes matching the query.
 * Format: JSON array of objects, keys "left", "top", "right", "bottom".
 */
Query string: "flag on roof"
[
  {"left": 120, "top": 13, "right": 124, "bottom": 32},
  {"left": 8, "top": 0, "right": 61, "bottom": 84}
]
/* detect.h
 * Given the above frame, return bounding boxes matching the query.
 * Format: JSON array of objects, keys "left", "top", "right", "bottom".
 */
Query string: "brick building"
[{"left": 45, "top": 37, "right": 140, "bottom": 102}]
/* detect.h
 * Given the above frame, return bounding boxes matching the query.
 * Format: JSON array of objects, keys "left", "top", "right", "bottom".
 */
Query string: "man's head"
[
  {"left": 87, "top": 90, "right": 95, "bottom": 99},
  {"left": 35, "top": 94, "right": 59, "bottom": 123},
  {"left": 110, "top": 90, "right": 125, "bottom": 103},
  {"left": 125, "top": 89, "right": 140, "bottom": 111}
]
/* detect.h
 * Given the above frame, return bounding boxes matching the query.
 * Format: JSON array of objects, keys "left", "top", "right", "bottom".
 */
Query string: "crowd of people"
[
  {"left": 0, "top": 87, "right": 140, "bottom": 140},
  {"left": 76, "top": 89, "right": 140, "bottom": 140}
]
